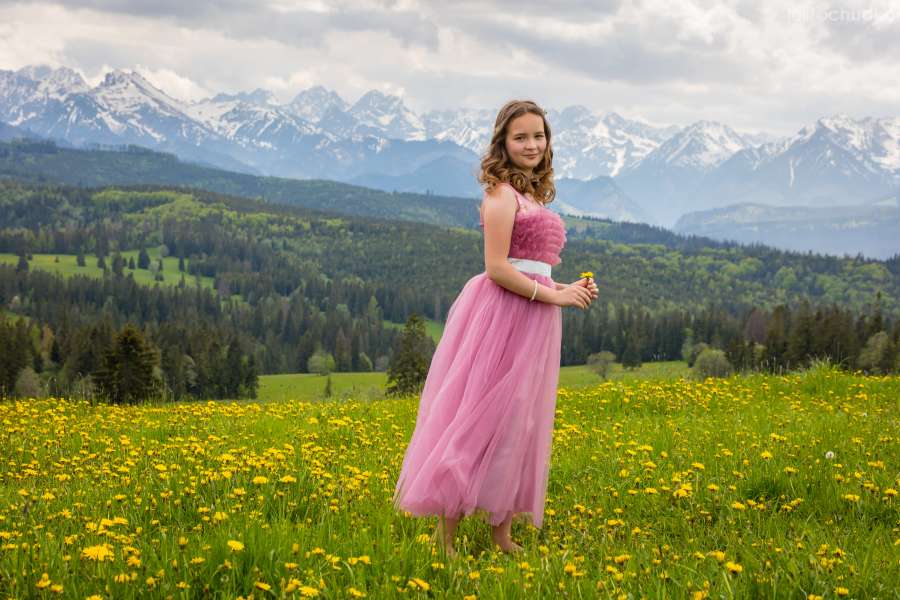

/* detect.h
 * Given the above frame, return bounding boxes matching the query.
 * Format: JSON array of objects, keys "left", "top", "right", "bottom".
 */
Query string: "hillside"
[
  {"left": 2, "top": 179, "right": 898, "bottom": 314},
  {"left": 0, "top": 139, "right": 789, "bottom": 254},
  {"left": 675, "top": 198, "right": 900, "bottom": 259},
  {"left": 0, "top": 139, "right": 481, "bottom": 228}
]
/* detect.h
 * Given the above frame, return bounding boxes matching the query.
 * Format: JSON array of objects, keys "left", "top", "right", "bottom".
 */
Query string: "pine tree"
[
  {"left": 95, "top": 324, "right": 159, "bottom": 404},
  {"left": 385, "top": 313, "right": 432, "bottom": 397},
  {"left": 111, "top": 253, "right": 125, "bottom": 277},
  {"left": 16, "top": 254, "right": 29, "bottom": 273},
  {"left": 138, "top": 248, "right": 150, "bottom": 269},
  {"left": 621, "top": 330, "right": 643, "bottom": 370}
]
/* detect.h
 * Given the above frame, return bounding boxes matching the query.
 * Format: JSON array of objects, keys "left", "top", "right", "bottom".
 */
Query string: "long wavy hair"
[{"left": 478, "top": 99, "right": 555, "bottom": 204}]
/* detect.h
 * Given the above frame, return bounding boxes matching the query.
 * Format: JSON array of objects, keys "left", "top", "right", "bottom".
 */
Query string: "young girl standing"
[{"left": 392, "top": 99, "right": 598, "bottom": 557}]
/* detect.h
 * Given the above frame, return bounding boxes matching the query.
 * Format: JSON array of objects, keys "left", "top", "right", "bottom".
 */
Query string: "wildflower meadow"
[{"left": 1, "top": 365, "right": 898, "bottom": 598}]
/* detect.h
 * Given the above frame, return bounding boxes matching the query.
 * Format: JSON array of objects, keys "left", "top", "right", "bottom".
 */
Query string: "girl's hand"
[
  {"left": 569, "top": 277, "right": 599, "bottom": 300},
  {"left": 555, "top": 280, "right": 593, "bottom": 309}
]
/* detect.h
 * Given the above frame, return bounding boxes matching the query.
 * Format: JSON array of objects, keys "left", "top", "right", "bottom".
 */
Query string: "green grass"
[
  {"left": 0, "top": 249, "right": 215, "bottom": 290},
  {"left": 2, "top": 365, "right": 898, "bottom": 598},
  {"left": 258, "top": 371, "right": 388, "bottom": 403},
  {"left": 256, "top": 361, "right": 690, "bottom": 402}
]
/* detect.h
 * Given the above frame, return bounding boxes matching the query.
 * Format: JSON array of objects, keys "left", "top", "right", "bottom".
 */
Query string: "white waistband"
[{"left": 508, "top": 257, "right": 551, "bottom": 277}]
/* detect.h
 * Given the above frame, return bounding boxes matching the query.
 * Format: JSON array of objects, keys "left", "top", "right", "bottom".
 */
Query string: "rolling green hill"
[
  {"left": 1, "top": 138, "right": 757, "bottom": 253},
  {"left": 2, "top": 179, "right": 898, "bottom": 316}
]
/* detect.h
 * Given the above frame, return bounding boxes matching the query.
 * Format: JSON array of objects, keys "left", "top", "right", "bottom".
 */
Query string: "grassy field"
[
  {"left": 1, "top": 365, "right": 898, "bottom": 598},
  {"left": 0, "top": 249, "right": 216, "bottom": 291},
  {"left": 256, "top": 361, "right": 691, "bottom": 402}
]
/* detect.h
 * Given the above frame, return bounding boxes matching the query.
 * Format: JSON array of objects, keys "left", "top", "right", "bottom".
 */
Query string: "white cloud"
[{"left": 0, "top": 0, "right": 897, "bottom": 136}]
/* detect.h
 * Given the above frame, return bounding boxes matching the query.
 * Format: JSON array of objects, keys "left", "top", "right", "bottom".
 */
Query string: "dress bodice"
[{"left": 478, "top": 183, "right": 567, "bottom": 266}]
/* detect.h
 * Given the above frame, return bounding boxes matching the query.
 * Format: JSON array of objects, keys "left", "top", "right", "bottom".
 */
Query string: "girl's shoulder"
[{"left": 480, "top": 182, "right": 524, "bottom": 225}]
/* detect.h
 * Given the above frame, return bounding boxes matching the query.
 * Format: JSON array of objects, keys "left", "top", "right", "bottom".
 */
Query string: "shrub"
[
  {"left": 693, "top": 348, "right": 732, "bottom": 379},
  {"left": 587, "top": 351, "right": 616, "bottom": 379}
]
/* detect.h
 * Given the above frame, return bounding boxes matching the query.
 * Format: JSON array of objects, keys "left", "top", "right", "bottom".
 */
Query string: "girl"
[{"left": 392, "top": 99, "right": 598, "bottom": 557}]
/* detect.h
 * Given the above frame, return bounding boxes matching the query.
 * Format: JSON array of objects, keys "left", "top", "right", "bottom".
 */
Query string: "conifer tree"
[
  {"left": 95, "top": 324, "right": 159, "bottom": 404},
  {"left": 385, "top": 313, "right": 432, "bottom": 396}
]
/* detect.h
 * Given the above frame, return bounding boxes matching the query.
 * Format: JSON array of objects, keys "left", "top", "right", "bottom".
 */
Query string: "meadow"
[
  {"left": 256, "top": 362, "right": 691, "bottom": 403},
  {"left": 1, "top": 365, "right": 898, "bottom": 598},
  {"left": 0, "top": 251, "right": 216, "bottom": 291}
]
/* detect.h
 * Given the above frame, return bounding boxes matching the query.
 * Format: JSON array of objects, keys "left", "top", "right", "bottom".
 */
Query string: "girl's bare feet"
[
  {"left": 430, "top": 528, "right": 459, "bottom": 558},
  {"left": 490, "top": 514, "right": 524, "bottom": 554},
  {"left": 431, "top": 515, "right": 460, "bottom": 559},
  {"left": 490, "top": 534, "right": 524, "bottom": 554}
]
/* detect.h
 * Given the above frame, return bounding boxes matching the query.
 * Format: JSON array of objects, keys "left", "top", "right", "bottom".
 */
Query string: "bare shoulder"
[{"left": 483, "top": 182, "right": 518, "bottom": 208}]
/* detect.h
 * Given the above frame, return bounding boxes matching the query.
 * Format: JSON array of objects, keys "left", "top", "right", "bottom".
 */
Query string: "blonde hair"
[{"left": 477, "top": 99, "right": 555, "bottom": 204}]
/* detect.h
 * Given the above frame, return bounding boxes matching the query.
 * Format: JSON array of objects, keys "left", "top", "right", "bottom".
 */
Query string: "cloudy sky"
[{"left": 1, "top": 0, "right": 898, "bottom": 136}]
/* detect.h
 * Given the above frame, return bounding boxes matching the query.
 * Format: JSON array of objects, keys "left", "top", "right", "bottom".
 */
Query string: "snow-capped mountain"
[
  {"left": 548, "top": 106, "right": 679, "bottom": 179},
  {"left": 288, "top": 85, "right": 348, "bottom": 123},
  {"left": 417, "top": 104, "right": 679, "bottom": 179},
  {"left": 616, "top": 120, "right": 754, "bottom": 225},
  {"left": 422, "top": 107, "right": 494, "bottom": 155},
  {"left": 692, "top": 115, "right": 900, "bottom": 214},
  {"left": 348, "top": 90, "right": 426, "bottom": 141},
  {"left": 2, "top": 63, "right": 898, "bottom": 239}
]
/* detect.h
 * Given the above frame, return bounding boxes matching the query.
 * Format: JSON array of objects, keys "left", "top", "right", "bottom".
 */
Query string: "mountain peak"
[
  {"left": 288, "top": 85, "right": 348, "bottom": 122},
  {"left": 211, "top": 88, "right": 277, "bottom": 106},
  {"left": 13, "top": 65, "right": 88, "bottom": 97},
  {"left": 351, "top": 89, "right": 406, "bottom": 112}
]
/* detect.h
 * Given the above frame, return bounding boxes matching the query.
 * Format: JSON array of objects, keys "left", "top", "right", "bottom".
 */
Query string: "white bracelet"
[{"left": 529, "top": 279, "right": 538, "bottom": 302}]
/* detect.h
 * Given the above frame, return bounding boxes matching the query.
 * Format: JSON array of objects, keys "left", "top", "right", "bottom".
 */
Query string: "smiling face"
[{"left": 504, "top": 112, "right": 547, "bottom": 176}]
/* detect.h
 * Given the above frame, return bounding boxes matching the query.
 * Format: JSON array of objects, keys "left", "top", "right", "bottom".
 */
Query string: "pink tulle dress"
[{"left": 393, "top": 182, "right": 567, "bottom": 529}]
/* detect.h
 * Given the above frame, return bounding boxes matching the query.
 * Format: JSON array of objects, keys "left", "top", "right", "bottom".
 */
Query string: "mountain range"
[{"left": 1, "top": 64, "right": 898, "bottom": 257}]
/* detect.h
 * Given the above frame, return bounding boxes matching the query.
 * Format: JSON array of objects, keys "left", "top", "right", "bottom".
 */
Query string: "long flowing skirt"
[{"left": 392, "top": 270, "right": 562, "bottom": 528}]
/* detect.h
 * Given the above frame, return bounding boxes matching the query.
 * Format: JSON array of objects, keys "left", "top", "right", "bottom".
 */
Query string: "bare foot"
[
  {"left": 430, "top": 529, "right": 459, "bottom": 559},
  {"left": 491, "top": 535, "right": 524, "bottom": 554}
]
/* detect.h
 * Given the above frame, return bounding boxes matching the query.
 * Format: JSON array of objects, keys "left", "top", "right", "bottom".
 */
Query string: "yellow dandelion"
[
  {"left": 227, "top": 540, "right": 244, "bottom": 552},
  {"left": 81, "top": 544, "right": 115, "bottom": 562},
  {"left": 409, "top": 577, "right": 431, "bottom": 590},
  {"left": 580, "top": 271, "right": 594, "bottom": 279},
  {"left": 252, "top": 475, "right": 269, "bottom": 485},
  {"left": 725, "top": 561, "right": 743, "bottom": 574},
  {"left": 834, "top": 587, "right": 849, "bottom": 596},
  {"left": 36, "top": 573, "right": 51, "bottom": 589},
  {"left": 254, "top": 581, "right": 271, "bottom": 591}
]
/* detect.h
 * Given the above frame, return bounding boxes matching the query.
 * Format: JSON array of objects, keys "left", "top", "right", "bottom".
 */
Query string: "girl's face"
[{"left": 504, "top": 112, "right": 546, "bottom": 175}]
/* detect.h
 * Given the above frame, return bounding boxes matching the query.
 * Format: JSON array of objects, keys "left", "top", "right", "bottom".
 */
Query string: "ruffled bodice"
[{"left": 478, "top": 184, "right": 567, "bottom": 266}]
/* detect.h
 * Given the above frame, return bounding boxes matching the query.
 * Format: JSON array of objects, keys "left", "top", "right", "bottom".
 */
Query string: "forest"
[{"left": 1, "top": 176, "right": 898, "bottom": 401}]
